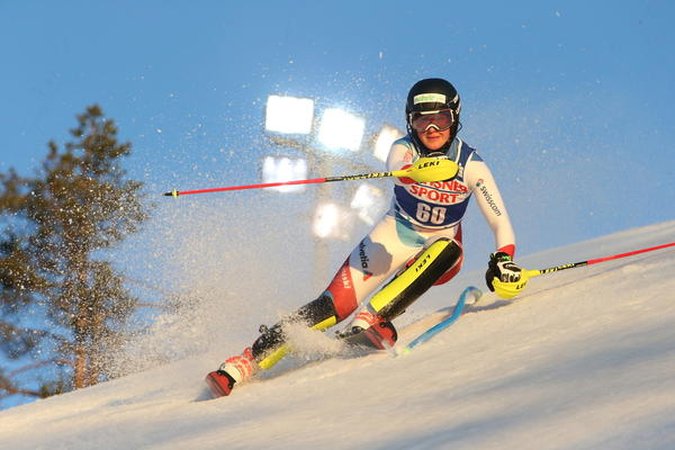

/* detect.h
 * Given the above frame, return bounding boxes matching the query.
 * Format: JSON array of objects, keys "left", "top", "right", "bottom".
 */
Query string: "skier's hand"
[{"left": 485, "top": 252, "right": 527, "bottom": 299}]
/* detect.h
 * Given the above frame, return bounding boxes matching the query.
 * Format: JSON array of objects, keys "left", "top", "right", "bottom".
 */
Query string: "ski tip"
[
  {"left": 163, "top": 189, "right": 180, "bottom": 198},
  {"left": 397, "top": 347, "right": 411, "bottom": 357},
  {"left": 463, "top": 286, "right": 483, "bottom": 305}
]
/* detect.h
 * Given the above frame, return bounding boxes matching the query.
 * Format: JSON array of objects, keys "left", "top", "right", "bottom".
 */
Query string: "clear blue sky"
[{"left": 1, "top": 0, "right": 674, "bottom": 407}]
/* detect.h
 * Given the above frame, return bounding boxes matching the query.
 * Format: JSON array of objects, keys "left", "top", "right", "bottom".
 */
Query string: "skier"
[{"left": 206, "top": 78, "right": 528, "bottom": 397}]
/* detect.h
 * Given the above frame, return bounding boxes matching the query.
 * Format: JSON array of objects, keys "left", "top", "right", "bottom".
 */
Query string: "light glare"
[
  {"left": 261, "top": 156, "right": 308, "bottom": 193},
  {"left": 265, "top": 95, "right": 314, "bottom": 135},
  {"left": 373, "top": 125, "right": 405, "bottom": 162},
  {"left": 313, "top": 203, "right": 340, "bottom": 238},
  {"left": 312, "top": 202, "right": 352, "bottom": 239},
  {"left": 351, "top": 183, "right": 386, "bottom": 225},
  {"left": 317, "top": 108, "right": 365, "bottom": 152}
]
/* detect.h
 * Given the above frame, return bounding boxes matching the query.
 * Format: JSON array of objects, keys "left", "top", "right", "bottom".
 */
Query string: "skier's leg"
[
  {"left": 208, "top": 220, "right": 462, "bottom": 395},
  {"left": 338, "top": 237, "right": 463, "bottom": 349},
  {"left": 249, "top": 290, "right": 343, "bottom": 370},
  {"left": 219, "top": 214, "right": 413, "bottom": 383},
  {"left": 370, "top": 237, "right": 462, "bottom": 318},
  {"left": 216, "top": 280, "right": 343, "bottom": 386},
  {"left": 249, "top": 231, "right": 463, "bottom": 362},
  {"left": 433, "top": 224, "right": 464, "bottom": 286}
]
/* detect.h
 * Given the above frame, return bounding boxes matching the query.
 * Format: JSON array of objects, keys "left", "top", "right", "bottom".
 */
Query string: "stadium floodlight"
[
  {"left": 313, "top": 202, "right": 340, "bottom": 238},
  {"left": 317, "top": 108, "right": 365, "bottom": 152},
  {"left": 261, "top": 156, "right": 308, "bottom": 193},
  {"left": 265, "top": 95, "right": 315, "bottom": 135},
  {"left": 312, "top": 202, "right": 352, "bottom": 239},
  {"left": 373, "top": 125, "right": 405, "bottom": 162},
  {"left": 350, "top": 183, "right": 386, "bottom": 225}
]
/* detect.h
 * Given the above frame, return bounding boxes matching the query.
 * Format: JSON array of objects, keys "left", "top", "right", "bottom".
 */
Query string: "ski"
[{"left": 397, "top": 286, "right": 482, "bottom": 355}]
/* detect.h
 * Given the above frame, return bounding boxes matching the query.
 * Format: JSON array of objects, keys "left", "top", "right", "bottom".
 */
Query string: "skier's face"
[{"left": 416, "top": 126, "right": 450, "bottom": 151}]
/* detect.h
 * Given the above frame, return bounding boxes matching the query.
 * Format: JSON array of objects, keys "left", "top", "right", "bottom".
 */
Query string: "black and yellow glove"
[{"left": 485, "top": 252, "right": 528, "bottom": 299}]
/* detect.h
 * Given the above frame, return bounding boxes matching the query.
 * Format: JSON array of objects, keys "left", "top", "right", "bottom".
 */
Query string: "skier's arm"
[
  {"left": 386, "top": 140, "right": 418, "bottom": 186},
  {"left": 466, "top": 157, "right": 530, "bottom": 298},
  {"left": 465, "top": 158, "right": 516, "bottom": 255}
]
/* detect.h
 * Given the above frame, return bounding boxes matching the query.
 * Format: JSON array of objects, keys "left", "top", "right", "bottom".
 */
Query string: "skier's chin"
[{"left": 423, "top": 138, "right": 446, "bottom": 150}]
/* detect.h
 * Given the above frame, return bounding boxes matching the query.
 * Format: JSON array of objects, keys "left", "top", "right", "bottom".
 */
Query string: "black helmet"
[{"left": 405, "top": 78, "right": 462, "bottom": 153}]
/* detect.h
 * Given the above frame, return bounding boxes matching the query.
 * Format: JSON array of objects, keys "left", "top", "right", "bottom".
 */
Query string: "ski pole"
[
  {"left": 164, "top": 172, "right": 392, "bottom": 197},
  {"left": 163, "top": 157, "right": 458, "bottom": 197},
  {"left": 522, "top": 241, "right": 675, "bottom": 281},
  {"left": 493, "top": 241, "right": 674, "bottom": 299}
]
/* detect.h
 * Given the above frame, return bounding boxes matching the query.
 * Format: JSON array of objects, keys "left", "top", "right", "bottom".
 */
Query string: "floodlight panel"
[
  {"left": 265, "top": 95, "right": 314, "bottom": 134},
  {"left": 261, "top": 156, "right": 308, "bottom": 193},
  {"left": 373, "top": 125, "right": 405, "bottom": 162},
  {"left": 350, "top": 183, "right": 386, "bottom": 225},
  {"left": 350, "top": 183, "right": 379, "bottom": 209},
  {"left": 313, "top": 202, "right": 341, "bottom": 238},
  {"left": 317, "top": 108, "right": 365, "bottom": 152}
]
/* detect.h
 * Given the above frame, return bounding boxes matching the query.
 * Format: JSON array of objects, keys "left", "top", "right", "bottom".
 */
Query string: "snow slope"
[{"left": 1, "top": 221, "right": 674, "bottom": 450}]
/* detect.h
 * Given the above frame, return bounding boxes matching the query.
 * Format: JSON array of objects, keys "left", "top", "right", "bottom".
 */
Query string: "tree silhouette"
[{"left": 0, "top": 105, "right": 147, "bottom": 400}]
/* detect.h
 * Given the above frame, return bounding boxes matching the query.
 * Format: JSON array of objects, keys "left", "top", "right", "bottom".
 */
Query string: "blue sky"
[
  {"left": 1, "top": 0, "right": 674, "bottom": 407},
  {"left": 2, "top": 1, "right": 673, "bottom": 249}
]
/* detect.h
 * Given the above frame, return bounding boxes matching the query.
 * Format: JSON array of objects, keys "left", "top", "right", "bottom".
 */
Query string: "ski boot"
[
  {"left": 337, "top": 310, "right": 398, "bottom": 350},
  {"left": 205, "top": 347, "right": 257, "bottom": 398}
]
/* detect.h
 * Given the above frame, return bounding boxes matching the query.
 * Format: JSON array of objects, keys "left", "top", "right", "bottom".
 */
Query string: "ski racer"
[{"left": 206, "top": 78, "right": 528, "bottom": 396}]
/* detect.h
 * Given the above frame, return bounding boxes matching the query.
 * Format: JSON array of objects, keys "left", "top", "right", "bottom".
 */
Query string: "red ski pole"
[
  {"left": 163, "top": 157, "right": 459, "bottom": 197},
  {"left": 492, "top": 241, "right": 675, "bottom": 299},
  {"left": 164, "top": 176, "right": 335, "bottom": 197},
  {"left": 524, "top": 241, "right": 675, "bottom": 279}
]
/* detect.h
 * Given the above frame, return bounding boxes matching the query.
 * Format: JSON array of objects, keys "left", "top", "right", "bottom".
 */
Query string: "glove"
[{"left": 485, "top": 252, "right": 527, "bottom": 299}]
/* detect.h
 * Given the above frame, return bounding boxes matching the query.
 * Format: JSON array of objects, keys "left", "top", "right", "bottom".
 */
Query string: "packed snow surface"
[{"left": 1, "top": 221, "right": 674, "bottom": 449}]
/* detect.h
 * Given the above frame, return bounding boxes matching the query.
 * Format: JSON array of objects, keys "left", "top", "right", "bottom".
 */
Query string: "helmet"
[{"left": 405, "top": 78, "right": 462, "bottom": 153}]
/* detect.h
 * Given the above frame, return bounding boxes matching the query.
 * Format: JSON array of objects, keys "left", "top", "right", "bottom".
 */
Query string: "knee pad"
[
  {"left": 369, "top": 238, "right": 462, "bottom": 320},
  {"left": 433, "top": 251, "right": 464, "bottom": 285}
]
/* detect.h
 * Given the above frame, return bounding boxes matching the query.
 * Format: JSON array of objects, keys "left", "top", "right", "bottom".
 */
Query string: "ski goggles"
[{"left": 409, "top": 109, "right": 455, "bottom": 133}]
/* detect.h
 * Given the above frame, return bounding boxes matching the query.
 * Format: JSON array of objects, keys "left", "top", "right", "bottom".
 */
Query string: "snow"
[{"left": 1, "top": 221, "right": 674, "bottom": 449}]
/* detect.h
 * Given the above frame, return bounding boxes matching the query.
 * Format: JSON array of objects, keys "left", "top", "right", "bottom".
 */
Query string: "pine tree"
[{"left": 0, "top": 105, "right": 147, "bottom": 401}]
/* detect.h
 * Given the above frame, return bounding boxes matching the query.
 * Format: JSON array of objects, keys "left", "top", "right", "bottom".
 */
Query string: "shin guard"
[
  {"left": 252, "top": 293, "right": 339, "bottom": 369},
  {"left": 369, "top": 238, "right": 462, "bottom": 320}
]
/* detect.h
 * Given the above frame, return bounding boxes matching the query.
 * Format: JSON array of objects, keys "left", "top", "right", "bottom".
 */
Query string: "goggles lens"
[{"left": 410, "top": 109, "right": 454, "bottom": 133}]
